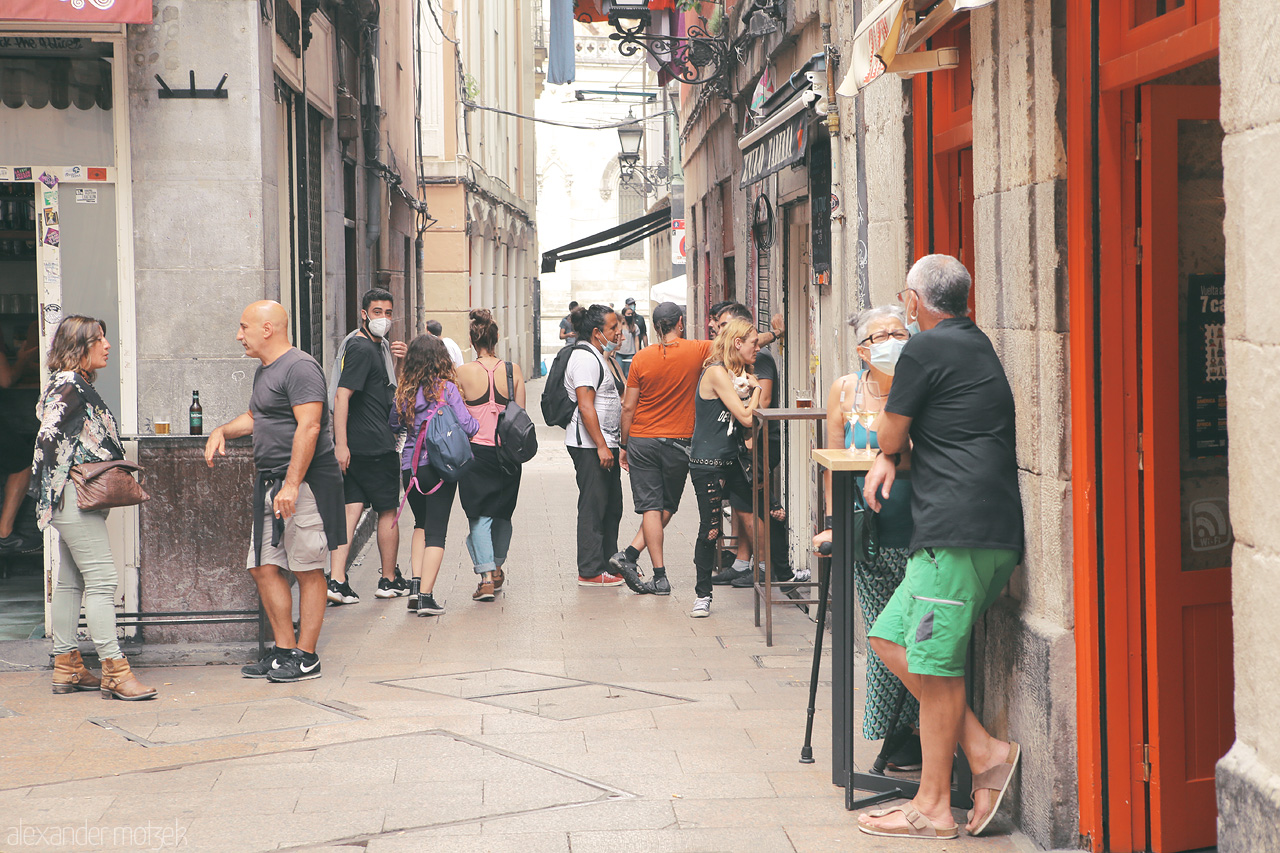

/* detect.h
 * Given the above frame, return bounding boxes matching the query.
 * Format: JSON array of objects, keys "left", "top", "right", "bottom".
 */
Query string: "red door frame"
[
  {"left": 1068, "top": 2, "right": 1221, "bottom": 851},
  {"left": 912, "top": 19, "right": 974, "bottom": 315}
]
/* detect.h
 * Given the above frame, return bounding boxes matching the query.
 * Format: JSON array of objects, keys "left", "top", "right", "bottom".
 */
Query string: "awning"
[
  {"left": 737, "top": 88, "right": 824, "bottom": 189},
  {"left": 650, "top": 274, "right": 687, "bottom": 306},
  {"left": 2, "top": 0, "right": 152, "bottom": 24},
  {"left": 541, "top": 207, "right": 671, "bottom": 274},
  {"left": 836, "top": 0, "right": 993, "bottom": 97}
]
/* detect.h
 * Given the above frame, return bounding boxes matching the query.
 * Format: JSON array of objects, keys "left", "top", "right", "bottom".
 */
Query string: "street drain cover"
[
  {"left": 91, "top": 696, "right": 362, "bottom": 747},
  {"left": 2, "top": 730, "right": 632, "bottom": 850},
  {"left": 384, "top": 668, "right": 690, "bottom": 720}
]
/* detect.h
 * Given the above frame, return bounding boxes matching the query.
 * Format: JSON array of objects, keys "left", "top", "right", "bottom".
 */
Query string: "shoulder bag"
[{"left": 69, "top": 460, "right": 151, "bottom": 511}]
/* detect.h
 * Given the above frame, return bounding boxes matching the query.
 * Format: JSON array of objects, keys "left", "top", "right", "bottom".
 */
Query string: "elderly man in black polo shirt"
[{"left": 857, "top": 255, "right": 1024, "bottom": 841}]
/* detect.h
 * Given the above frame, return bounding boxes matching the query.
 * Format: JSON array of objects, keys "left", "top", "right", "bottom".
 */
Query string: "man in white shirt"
[
  {"left": 426, "top": 320, "right": 465, "bottom": 366},
  {"left": 565, "top": 304, "right": 626, "bottom": 587}
]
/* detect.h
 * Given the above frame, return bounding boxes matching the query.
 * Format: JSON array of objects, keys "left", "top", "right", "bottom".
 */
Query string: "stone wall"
[
  {"left": 968, "top": 1, "right": 1076, "bottom": 847},
  {"left": 128, "top": 0, "right": 275, "bottom": 429},
  {"left": 1218, "top": 2, "right": 1280, "bottom": 850}
]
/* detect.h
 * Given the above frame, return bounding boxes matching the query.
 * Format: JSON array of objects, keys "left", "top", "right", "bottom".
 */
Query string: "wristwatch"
[{"left": 825, "top": 515, "right": 834, "bottom": 530}]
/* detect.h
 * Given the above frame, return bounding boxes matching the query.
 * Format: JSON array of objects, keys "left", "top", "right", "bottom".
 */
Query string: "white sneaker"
[
  {"left": 792, "top": 567, "right": 812, "bottom": 583},
  {"left": 690, "top": 596, "right": 712, "bottom": 618}
]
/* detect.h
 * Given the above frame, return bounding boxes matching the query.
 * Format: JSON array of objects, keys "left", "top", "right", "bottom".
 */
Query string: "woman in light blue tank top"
[{"left": 817, "top": 305, "right": 920, "bottom": 765}]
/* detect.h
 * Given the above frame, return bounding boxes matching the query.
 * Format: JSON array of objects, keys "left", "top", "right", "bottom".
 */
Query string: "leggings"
[
  {"left": 401, "top": 469, "right": 456, "bottom": 549},
  {"left": 50, "top": 482, "right": 123, "bottom": 660},
  {"left": 466, "top": 517, "right": 513, "bottom": 574},
  {"left": 690, "top": 465, "right": 750, "bottom": 599}
]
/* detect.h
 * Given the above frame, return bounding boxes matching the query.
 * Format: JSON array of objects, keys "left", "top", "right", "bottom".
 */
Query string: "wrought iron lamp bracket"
[{"left": 607, "top": 22, "right": 730, "bottom": 92}]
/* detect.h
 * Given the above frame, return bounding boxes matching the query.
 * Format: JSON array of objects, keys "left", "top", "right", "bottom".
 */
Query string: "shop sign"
[
  {"left": 1187, "top": 273, "right": 1227, "bottom": 457},
  {"left": 739, "top": 113, "right": 807, "bottom": 190},
  {"left": 3, "top": 0, "right": 153, "bottom": 24},
  {"left": 671, "top": 218, "right": 686, "bottom": 266}
]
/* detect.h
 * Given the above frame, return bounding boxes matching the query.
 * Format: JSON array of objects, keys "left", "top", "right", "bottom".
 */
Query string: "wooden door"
[{"left": 1139, "top": 83, "right": 1232, "bottom": 853}]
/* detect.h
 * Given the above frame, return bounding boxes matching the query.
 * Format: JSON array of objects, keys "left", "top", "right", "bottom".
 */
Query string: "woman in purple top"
[{"left": 390, "top": 334, "right": 478, "bottom": 616}]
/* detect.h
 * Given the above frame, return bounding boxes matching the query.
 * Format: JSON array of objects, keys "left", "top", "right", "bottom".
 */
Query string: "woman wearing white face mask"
[{"left": 815, "top": 304, "right": 920, "bottom": 770}]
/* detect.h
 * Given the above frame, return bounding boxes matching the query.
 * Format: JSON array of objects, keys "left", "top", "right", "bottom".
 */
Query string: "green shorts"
[{"left": 868, "top": 546, "right": 1019, "bottom": 678}]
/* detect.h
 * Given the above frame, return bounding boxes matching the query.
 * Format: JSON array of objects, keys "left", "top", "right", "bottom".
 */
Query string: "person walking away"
[
  {"left": 35, "top": 315, "right": 156, "bottom": 700},
  {"left": 327, "top": 288, "right": 410, "bottom": 605},
  {"left": 687, "top": 318, "right": 763, "bottom": 618},
  {"left": 611, "top": 302, "right": 704, "bottom": 595},
  {"left": 559, "top": 301, "right": 579, "bottom": 346},
  {"left": 858, "top": 255, "right": 1024, "bottom": 839},
  {"left": 390, "top": 334, "right": 479, "bottom": 616},
  {"left": 565, "top": 304, "right": 627, "bottom": 587},
  {"left": 206, "top": 301, "right": 347, "bottom": 683},
  {"left": 427, "top": 319, "right": 465, "bottom": 367},
  {"left": 813, "top": 305, "right": 921, "bottom": 771},
  {"left": 617, "top": 301, "right": 648, "bottom": 379},
  {"left": 456, "top": 309, "right": 525, "bottom": 602}
]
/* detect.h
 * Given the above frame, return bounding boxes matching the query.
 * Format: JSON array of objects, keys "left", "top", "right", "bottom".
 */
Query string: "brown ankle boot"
[
  {"left": 52, "top": 649, "right": 101, "bottom": 694},
  {"left": 99, "top": 657, "right": 157, "bottom": 701}
]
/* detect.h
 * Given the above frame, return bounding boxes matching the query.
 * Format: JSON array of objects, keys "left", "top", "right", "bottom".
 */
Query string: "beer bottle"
[{"left": 189, "top": 391, "right": 203, "bottom": 435}]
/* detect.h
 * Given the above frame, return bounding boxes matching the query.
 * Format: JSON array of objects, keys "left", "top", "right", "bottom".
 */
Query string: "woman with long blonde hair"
[
  {"left": 684, "top": 318, "right": 762, "bottom": 619},
  {"left": 389, "top": 333, "right": 478, "bottom": 617}
]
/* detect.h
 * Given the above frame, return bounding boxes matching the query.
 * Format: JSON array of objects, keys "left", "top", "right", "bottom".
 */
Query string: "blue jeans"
[{"left": 466, "top": 516, "right": 513, "bottom": 574}]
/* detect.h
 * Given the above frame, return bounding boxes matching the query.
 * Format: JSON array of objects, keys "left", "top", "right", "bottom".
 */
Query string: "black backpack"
[
  {"left": 540, "top": 343, "right": 604, "bottom": 428},
  {"left": 496, "top": 362, "right": 538, "bottom": 468}
]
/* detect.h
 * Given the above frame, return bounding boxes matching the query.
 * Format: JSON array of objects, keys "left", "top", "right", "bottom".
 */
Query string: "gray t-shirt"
[{"left": 250, "top": 348, "right": 335, "bottom": 472}]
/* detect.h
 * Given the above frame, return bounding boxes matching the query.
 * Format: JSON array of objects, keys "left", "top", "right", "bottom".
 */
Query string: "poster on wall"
[
  {"left": 671, "top": 218, "right": 685, "bottom": 266},
  {"left": 1187, "top": 273, "right": 1227, "bottom": 457},
  {"left": 3, "top": 0, "right": 152, "bottom": 23}
]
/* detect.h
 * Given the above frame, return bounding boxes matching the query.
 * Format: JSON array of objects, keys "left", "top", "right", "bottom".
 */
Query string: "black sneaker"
[
  {"left": 642, "top": 574, "right": 671, "bottom": 596},
  {"left": 885, "top": 733, "right": 923, "bottom": 771},
  {"left": 611, "top": 551, "right": 649, "bottom": 594},
  {"left": 416, "top": 592, "right": 445, "bottom": 616},
  {"left": 266, "top": 648, "right": 322, "bottom": 682},
  {"left": 407, "top": 576, "right": 422, "bottom": 612},
  {"left": 711, "top": 566, "right": 751, "bottom": 586},
  {"left": 376, "top": 568, "right": 412, "bottom": 599},
  {"left": 241, "top": 647, "right": 291, "bottom": 679},
  {"left": 327, "top": 577, "right": 360, "bottom": 605}
]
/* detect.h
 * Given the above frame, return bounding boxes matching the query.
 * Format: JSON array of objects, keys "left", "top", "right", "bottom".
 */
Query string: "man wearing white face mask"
[{"left": 326, "top": 289, "right": 411, "bottom": 605}]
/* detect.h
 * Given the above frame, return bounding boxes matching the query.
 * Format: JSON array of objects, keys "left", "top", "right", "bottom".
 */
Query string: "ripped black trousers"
[{"left": 690, "top": 464, "right": 751, "bottom": 599}]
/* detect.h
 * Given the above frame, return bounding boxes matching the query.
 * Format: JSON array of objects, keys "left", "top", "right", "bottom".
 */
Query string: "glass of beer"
[{"left": 154, "top": 419, "right": 170, "bottom": 435}]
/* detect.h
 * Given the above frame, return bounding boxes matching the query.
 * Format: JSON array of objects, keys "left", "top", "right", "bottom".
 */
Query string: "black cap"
[
  {"left": 652, "top": 301, "right": 684, "bottom": 327},
  {"left": 625, "top": 297, "right": 637, "bottom": 305}
]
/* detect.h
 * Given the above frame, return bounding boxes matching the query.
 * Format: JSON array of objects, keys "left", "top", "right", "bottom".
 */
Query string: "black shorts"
[
  {"left": 627, "top": 436, "right": 690, "bottom": 514},
  {"left": 343, "top": 451, "right": 401, "bottom": 512},
  {"left": 0, "top": 434, "right": 34, "bottom": 476}
]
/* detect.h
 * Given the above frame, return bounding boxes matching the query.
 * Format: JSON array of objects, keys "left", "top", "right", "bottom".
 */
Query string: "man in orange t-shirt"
[{"left": 611, "top": 302, "right": 784, "bottom": 595}]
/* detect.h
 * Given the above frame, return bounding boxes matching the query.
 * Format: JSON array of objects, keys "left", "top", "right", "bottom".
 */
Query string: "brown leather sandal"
[
  {"left": 968, "top": 741, "right": 1021, "bottom": 836},
  {"left": 857, "top": 804, "right": 959, "bottom": 839}
]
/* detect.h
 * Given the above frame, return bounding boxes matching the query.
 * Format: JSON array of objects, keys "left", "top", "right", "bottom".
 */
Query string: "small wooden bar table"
[{"left": 812, "top": 446, "right": 971, "bottom": 810}]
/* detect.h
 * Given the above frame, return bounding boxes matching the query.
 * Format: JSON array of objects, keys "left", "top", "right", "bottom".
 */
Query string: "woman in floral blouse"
[{"left": 35, "top": 315, "right": 156, "bottom": 700}]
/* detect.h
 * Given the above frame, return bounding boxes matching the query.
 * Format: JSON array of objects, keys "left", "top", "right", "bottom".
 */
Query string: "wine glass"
[{"left": 858, "top": 379, "right": 882, "bottom": 436}]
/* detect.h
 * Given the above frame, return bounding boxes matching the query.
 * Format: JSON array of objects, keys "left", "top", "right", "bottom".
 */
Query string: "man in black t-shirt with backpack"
[{"left": 326, "top": 289, "right": 409, "bottom": 605}]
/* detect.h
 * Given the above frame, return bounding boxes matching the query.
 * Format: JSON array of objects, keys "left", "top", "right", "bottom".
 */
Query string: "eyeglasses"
[
  {"left": 896, "top": 287, "right": 915, "bottom": 304},
  {"left": 859, "top": 328, "right": 911, "bottom": 346}
]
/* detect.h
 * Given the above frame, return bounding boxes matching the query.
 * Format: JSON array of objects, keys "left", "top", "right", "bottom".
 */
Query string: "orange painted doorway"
[
  {"left": 1071, "top": 3, "right": 1226, "bottom": 851},
  {"left": 912, "top": 19, "right": 973, "bottom": 315}
]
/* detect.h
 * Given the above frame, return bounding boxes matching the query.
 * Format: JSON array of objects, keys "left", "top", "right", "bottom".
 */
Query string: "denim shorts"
[
  {"left": 868, "top": 546, "right": 1019, "bottom": 677},
  {"left": 627, "top": 436, "right": 690, "bottom": 514}
]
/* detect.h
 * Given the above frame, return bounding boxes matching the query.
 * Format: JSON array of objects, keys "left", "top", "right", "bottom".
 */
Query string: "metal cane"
[{"left": 799, "top": 540, "right": 833, "bottom": 764}]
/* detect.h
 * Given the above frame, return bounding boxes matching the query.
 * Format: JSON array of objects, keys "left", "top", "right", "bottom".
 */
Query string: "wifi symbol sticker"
[{"left": 1189, "top": 498, "right": 1232, "bottom": 553}]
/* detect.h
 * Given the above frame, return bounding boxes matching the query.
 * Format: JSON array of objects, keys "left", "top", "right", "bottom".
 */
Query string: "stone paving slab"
[{"left": 0, "top": 418, "right": 1037, "bottom": 852}]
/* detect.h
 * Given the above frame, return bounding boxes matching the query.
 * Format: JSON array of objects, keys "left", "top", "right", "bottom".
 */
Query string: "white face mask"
[
  {"left": 906, "top": 319, "right": 921, "bottom": 336},
  {"left": 868, "top": 338, "right": 906, "bottom": 375},
  {"left": 366, "top": 316, "right": 391, "bottom": 339}
]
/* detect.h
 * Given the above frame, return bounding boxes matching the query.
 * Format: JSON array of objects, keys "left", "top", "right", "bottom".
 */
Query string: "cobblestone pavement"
[{"left": 0, "top": 394, "right": 1039, "bottom": 852}]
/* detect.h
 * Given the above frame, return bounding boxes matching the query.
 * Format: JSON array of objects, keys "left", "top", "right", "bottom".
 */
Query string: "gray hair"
[
  {"left": 907, "top": 254, "right": 971, "bottom": 317},
  {"left": 848, "top": 305, "right": 907, "bottom": 343}
]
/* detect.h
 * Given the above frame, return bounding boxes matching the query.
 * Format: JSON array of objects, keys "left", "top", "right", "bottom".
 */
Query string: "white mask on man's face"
[{"left": 366, "top": 316, "right": 392, "bottom": 339}]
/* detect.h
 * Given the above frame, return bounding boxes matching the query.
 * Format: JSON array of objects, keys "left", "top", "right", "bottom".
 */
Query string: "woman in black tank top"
[{"left": 686, "top": 318, "right": 763, "bottom": 618}]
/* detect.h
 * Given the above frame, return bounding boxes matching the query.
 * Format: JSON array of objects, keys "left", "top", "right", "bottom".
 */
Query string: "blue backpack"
[{"left": 395, "top": 394, "right": 475, "bottom": 522}]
